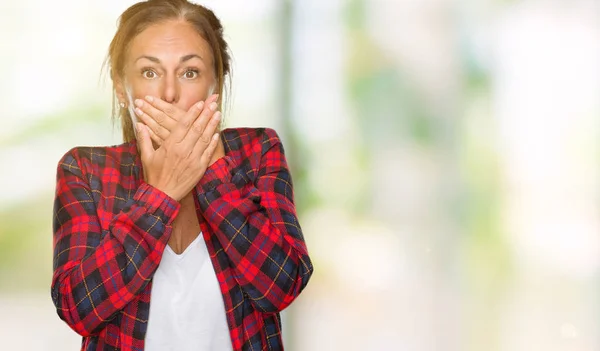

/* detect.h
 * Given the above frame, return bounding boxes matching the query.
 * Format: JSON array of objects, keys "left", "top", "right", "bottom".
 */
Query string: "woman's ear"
[{"left": 114, "top": 77, "right": 126, "bottom": 104}]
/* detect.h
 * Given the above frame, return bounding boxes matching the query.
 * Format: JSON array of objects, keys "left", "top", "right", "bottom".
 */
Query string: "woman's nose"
[{"left": 161, "top": 74, "right": 179, "bottom": 103}]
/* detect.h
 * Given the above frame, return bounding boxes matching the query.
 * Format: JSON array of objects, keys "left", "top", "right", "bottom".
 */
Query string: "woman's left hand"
[{"left": 134, "top": 94, "right": 224, "bottom": 164}]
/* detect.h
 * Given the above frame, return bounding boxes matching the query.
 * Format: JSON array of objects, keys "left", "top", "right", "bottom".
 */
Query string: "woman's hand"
[
  {"left": 136, "top": 100, "right": 221, "bottom": 201},
  {"left": 134, "top": 94, "right": 224, "bottom": 164},
  {"left": 134, "top": 94, "right": 219, "bottom": 146}
]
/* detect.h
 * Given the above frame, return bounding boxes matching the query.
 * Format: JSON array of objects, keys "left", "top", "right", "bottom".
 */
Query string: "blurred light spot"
[{"left": 560, "top": 323, "right": 578, "bottom": 339}]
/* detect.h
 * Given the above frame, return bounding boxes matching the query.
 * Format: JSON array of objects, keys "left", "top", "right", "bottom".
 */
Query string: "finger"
[
  {"left": 178, "top": 93, "right": 218, "bottom": 132},
  {"left": 134, "top": 105, "right": 170, "bottom": 142},
  {"left": 188, "top": 99, "right": 219, "bottom": 140},
  {"left": 201, "top": 111, "right": 221, "bottom": 141},
  {"left": 192, "top": 132, "right": 220, "bottom": 167},
  {"left": 205, "top": 93, "right": 219, "bottom": 106},
  {"left": 190, "top": 93, "right": 218, "bottom": 110},
  {"left": 188, "top": 113, "right": 220, "bottom": 161},
  {"left": 146, "top": 126, "right": 164, "bottom": 146},
  {"left": 170, "top": 100, "right": 205, "bottom": 142},
  {"left": 168, "top": 94, "right": 219, "bottom": 143},
  {"left": 182, "top": 106, "right": 220, "bottom": 152},
  {"left": 135, "top": 123, "right": 154, "bottom": 162},
  {"left": 136, "top": 97, "right": 178, "bottom": 129},
  {"left": 184, "top": 93, "right": 219, "bottom": 130}
]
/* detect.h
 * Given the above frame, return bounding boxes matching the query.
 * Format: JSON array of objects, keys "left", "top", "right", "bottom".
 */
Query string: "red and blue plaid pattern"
[{"left": 52, "top": 127, "right": 313, "bottom": 350}]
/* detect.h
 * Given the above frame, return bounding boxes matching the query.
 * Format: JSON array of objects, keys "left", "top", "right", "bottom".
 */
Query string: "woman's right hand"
[{"left": 136, "top": 99, "right": 221, "bottom": 202}]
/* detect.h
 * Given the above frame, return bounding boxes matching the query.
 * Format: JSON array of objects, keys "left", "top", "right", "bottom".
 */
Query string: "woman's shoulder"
[
  {"left": 222, "top": 127, "right": 283, "bottom": 153},
  {"left": 57, "top": 141, "right": 138, "bottom": 173}
]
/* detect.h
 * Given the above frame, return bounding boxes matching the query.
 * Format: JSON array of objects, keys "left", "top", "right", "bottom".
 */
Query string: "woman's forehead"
[{"left": 128, "top": 20, "right": 213, "bottom": 64}]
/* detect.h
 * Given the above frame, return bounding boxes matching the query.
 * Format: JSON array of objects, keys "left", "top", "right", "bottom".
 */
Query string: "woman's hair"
[{"left": 104, "top": 0, "right": 232, "bottom": 142}]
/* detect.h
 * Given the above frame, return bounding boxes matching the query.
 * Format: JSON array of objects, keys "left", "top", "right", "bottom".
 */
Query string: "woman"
[{"left": 51, "top": 1, "right": 313, "bottom": 350}]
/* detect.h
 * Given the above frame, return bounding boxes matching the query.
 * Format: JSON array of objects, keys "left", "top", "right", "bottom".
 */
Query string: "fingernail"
[
  {"left": 135, "top": 99, "right": 143, "bottom": 107},
  {"left": 209, "top": 102, "right": 218, "bottom": 111},
  {"left": 135, "top": 108, "right": 143, "bottom": 116},
  {"left": 197, "top": 101, "right": 205, "bottom": 109},
  {"left": 213, "top": 94, "right": 220, "bottom": 100},
  {"left": 213, "top": 111, "right": 221, "bottom": 121},
  {"left": 145, "top": 95, "right": 154, "bottom": 103}
]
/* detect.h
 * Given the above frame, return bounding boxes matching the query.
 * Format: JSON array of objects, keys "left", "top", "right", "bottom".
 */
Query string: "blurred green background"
[{"left": 0, "top": 0, "right": 598, "bottom": 350}]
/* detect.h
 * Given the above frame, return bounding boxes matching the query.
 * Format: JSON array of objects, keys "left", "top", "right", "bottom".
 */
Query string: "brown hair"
[{"left": 104, "top": 0, "right": 232, "bottom": 142}]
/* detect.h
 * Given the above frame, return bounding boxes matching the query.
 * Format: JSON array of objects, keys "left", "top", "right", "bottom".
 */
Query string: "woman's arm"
[
  {"left": 195, "top": 128, "right": 313, "bottom": 313},
  {"left": 51, "top": 147, "right": 179, "bottom": 336}
]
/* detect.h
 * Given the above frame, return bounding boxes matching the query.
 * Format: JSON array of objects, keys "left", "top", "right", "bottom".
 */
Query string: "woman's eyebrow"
[
  {"left": 134, "top": 54, "right": 203, "bottom": 64},
  {"left": 135, "top": 55, "right": 160, "bottom": 63},
  {"left": 180, "top": 54, "right": 203, "bottom": 63}
]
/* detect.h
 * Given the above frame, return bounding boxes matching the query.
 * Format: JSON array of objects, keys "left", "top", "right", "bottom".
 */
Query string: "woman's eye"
[
  {"left": 142, "top": 70, "right": 157, "bottom": 79},
  {"left": 183, "top": 70, "right": 198, "bottom": 79}
]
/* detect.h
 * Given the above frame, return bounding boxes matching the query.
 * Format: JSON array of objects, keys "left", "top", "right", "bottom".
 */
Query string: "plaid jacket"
[{"left": 51, "top": 127, "right": 313, "bottom": 350}]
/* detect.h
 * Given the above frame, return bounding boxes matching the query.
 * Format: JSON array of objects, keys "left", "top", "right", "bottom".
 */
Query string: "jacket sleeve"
[
  {"left": 195, "top": 128, "right": 313, "bottom": 313},
  {"left": 51, "top": 148, "right": 179, "bottom": 336}
]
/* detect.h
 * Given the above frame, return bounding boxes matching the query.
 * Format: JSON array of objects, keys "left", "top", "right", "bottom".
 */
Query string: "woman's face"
[{"left": 118, "top": 19, "right": 216, "bottom": 111}]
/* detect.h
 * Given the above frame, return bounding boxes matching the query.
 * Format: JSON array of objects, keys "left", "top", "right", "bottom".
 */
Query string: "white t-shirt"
[{"left": 145, "top": 233, "right": 233, "bottom": 351}]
